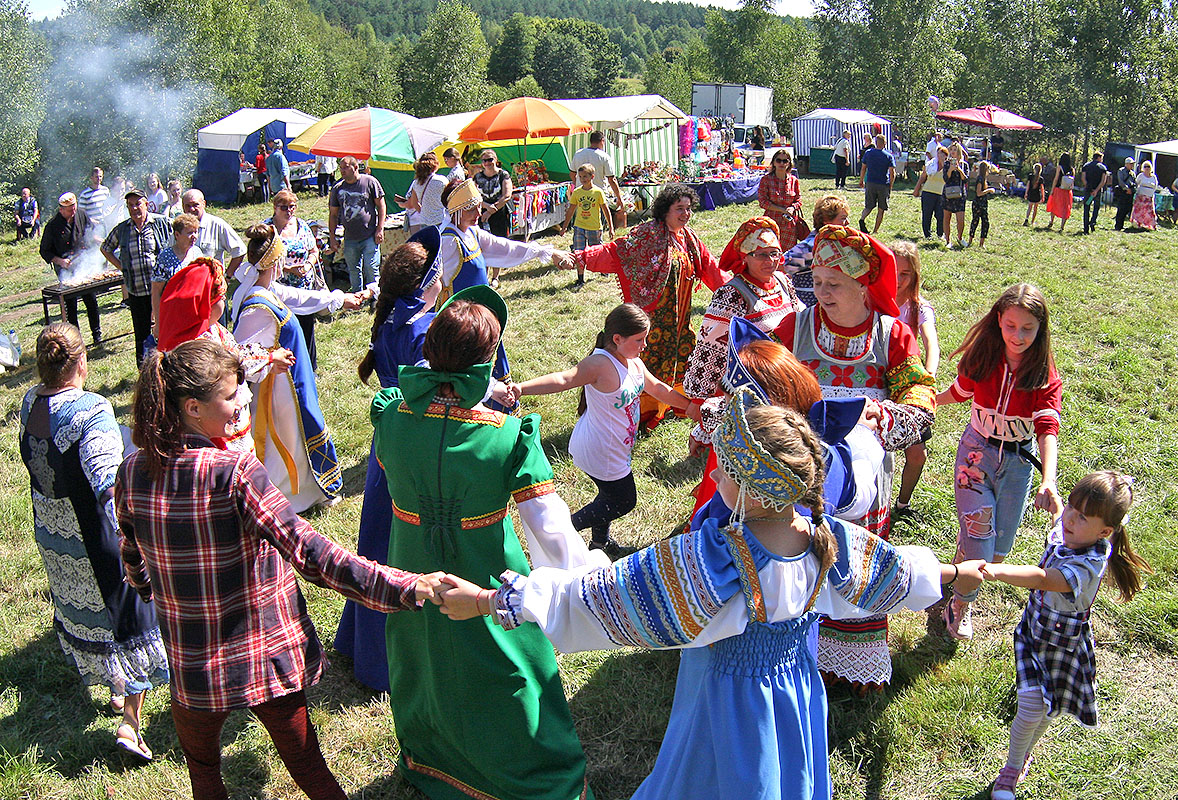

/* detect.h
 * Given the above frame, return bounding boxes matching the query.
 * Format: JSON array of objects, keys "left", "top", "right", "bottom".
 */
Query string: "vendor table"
[
  {"left": 683, "top": 176, "right": 761, "bottom": 211},
  {"left": 511, "top": 183, "right": 570, "bottom": 240},
  {"left": 620, "top": 183, "right": 666, "bottom": 219},
  {"left": 42, "top": 274, "right": 123, "bottom": 326}
]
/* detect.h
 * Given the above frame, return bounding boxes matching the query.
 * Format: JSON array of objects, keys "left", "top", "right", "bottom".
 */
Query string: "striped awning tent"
[
  {"left": 557, "top": 95, "right": 689, "bottom": 171},
  {"left": 791, "top": 109, "right": 891, "bottom": 164}
]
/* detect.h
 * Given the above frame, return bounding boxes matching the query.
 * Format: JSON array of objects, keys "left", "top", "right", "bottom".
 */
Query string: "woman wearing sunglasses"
[
  {"left": 758, "top": 149, "right": 806, "bottom": 249},
  {"left": 472, "top": 149, "right": 514, "bottom": 288}
]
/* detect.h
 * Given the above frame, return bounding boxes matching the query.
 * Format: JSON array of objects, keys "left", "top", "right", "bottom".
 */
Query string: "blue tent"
[{"left": 194, "top": 108, "right": 319, "bottom": 204}]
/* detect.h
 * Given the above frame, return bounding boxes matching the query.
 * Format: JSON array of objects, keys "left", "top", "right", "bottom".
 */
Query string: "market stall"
[
  {"left": 194, "top": 108, "right": 319, "bottom": 204},
  {"left": 791, "top": 109, "right": 891, "bottom": 175}
]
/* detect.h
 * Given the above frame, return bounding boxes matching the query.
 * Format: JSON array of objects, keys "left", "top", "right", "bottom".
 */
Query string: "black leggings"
[
  {"left": 970, "top": 201, "right": 990, "bottom": 240},
  {"left": 571, "top": 472, "right": 637, "bottom": 544}
]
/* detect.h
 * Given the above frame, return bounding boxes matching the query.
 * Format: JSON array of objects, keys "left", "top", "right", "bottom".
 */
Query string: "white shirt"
[
  {"left": 408, "top": 173, "right": 449, "bottom": 228},
  {"left": 834, "top": 137, "right": 850, "bottom": 159},
  {"left": 570, "top": 147, "right": 616, "bottom": 193},
  {"left": 196, "top": 213, "right": 247, "bottom": 265}
]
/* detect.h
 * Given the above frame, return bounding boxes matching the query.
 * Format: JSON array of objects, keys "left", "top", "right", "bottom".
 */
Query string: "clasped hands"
[{"left": 413, "top": 571, "right": 493, "bottom": 620}]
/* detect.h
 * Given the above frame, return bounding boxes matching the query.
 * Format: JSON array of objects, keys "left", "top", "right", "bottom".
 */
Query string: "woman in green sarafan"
[{"left": 372, "top": 285, "right": 604, "bottom": 800}]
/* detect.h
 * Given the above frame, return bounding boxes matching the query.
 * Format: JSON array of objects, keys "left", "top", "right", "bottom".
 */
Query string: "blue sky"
[{"left": 26, "top": 0, "right": 816, "bottom": 21}]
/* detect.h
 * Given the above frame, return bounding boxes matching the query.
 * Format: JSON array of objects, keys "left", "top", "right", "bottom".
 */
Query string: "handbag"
[
  {"left": 943, "top": 184, "right": 964, "bottom": 200},
  {"left": 1060, "top": 174, "right": 1075, "bottom": 190}
]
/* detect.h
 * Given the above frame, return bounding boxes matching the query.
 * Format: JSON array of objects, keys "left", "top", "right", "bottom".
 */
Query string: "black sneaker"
[
  {"left": 573, "top": 275, "right": 585, "bottom": 287},
  {"left": 589, "top": 538, "right": 634, "bottom": 561},
  {"left": 858, "top": 219, "right": 868, "bottom": 233}
]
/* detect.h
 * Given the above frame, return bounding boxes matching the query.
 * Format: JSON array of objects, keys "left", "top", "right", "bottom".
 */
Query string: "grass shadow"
[{"left": 643, "top": 451, "right": 704, "bottom": 489}]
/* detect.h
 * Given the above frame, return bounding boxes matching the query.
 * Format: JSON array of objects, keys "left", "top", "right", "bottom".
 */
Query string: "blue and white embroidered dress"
[{"left": 495, "top": 517, "right": 943, "bottom": 800}]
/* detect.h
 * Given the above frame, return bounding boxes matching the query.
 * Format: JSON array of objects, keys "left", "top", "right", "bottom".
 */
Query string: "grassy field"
[{"left": 1, "top": 179, "right": 1176, "bottom": 800}]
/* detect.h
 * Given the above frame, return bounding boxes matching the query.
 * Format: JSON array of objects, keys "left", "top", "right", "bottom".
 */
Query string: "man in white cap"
[
  {"left": 41, "top": 193, "right": 103, "bottom": 343},
  {"left": 1113, "top": 156, "right": 1136, "bottom": 231}
]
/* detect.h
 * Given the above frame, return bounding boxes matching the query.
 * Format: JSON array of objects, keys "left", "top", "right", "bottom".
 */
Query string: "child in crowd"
[
  {"left": 969, "top": 161, "right": 997, "bottom": 248},
  {"left": 435, "top": 393, "right": 984, "bottom": 800},
  {"left": 936, "top": 284, "right": 1063, "bottom": 639},
  {"left": 117, "top": 338, "right": 441, "bottom": 800},
  {"left": 514, "top": 303, "right": 690, "bottom": 557},
  {"left": 1023, "top": 163, "right": 1044, "bottom": 227},
  {"left": 560, "top": 163, "right": 614, "bottom": 286},
  {"left": 890, "top": 242, "right": 939, "bottom": 518},
  {"left": 984, "top": 471, "right": 1151, "bottom": 800}
]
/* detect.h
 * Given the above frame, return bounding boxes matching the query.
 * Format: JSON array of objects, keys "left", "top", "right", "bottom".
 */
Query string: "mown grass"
[{"left": 1, "top": 180, "right": 1176, "bottom": 799}]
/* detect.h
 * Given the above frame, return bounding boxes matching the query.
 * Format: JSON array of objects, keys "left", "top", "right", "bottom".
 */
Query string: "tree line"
[{"left": 3, "top": 0, "right": 1177, "bottom": 214}]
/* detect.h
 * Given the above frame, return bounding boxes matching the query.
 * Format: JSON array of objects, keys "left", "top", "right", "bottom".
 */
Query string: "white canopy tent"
[
  {"left": 1134, "top": 139, "right": 1178, "bottom": 189},
  {"left": 197, "top": 107, "right": 320, "bottom": 151},
  {"left": 194, "top": 107, "right": 320, "bottom": 203}
]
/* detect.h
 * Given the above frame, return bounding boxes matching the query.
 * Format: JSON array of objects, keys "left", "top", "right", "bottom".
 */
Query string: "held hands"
[
  {"left": 341, "top": 291, "right": 366, "bottom": 311},
  {"left": 552, "top": 251, "right": 577, "bottom": 270},
  {"left": 955, "top": 559, "right": 987, "bottom": 595},
  {"left": 436, "top": 573, "right": 492, "bottom": 620},
  {"left": 414, "top": 571, "right": 448, "bottom": 606},
  {"left": 270, "top": 348, "right": 296, "bottom": 373},
  {"left": 1033, "top": 480, "right": 1063, "bottom": 518},
  {"left": 687, "top": 434, "right": 708, "bottom": 458},
  {"left": 857, "top": 398, "right": 883, "bottom": 432},
  {"left": 490, "top": 381, "right": 521, "bottom": 408}
]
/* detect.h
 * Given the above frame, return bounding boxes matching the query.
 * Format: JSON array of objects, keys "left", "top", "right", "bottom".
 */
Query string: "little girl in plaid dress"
[{"left": 979, "top": 471, "right": 1151, "bottom": 800}]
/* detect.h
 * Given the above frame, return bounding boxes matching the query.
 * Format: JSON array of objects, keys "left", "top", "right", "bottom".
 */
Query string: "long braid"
[
  {"left": 796, "top": 418, "right": 837, "bottom": 576},
  {"left": 358, "top": 242, "right": 430, "bottom": 384}
]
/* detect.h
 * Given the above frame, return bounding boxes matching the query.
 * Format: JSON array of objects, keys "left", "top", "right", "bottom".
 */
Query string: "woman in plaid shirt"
[{"left": 116, "top": 338, "right": 444, "bottom": 800}]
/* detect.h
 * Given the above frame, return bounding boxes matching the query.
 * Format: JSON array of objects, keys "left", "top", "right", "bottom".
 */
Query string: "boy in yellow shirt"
[{"left": 560, "top": 164, "right": 614, "bottom": 285}]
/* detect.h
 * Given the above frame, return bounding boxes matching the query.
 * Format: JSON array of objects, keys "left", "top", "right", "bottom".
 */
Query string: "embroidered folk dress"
[
  {"left": 235, "top": 286, "right": 342, "bottom": 512},
  {"left": 372, "top": 385, "right": 603, "bottom": 800},
  {"left": 492, "top": 516, "right": 944, "bottom": 800},
  {"left": 774, "top": 305, "right": 935, "bottom": 688},
  {"left": 19, "top": 388, "right": 170, "bottom": 696}
]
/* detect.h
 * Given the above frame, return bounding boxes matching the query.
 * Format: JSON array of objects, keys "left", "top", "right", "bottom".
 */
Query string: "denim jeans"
[
  {"left": 343, "top": 235, "right": 379, "bottom": 291},
  {"left": 953, "top": 424, "right": 1035, "bottom": 600},
  {"left": 920, "top": 191, "right": 944, "bottom": 238}
]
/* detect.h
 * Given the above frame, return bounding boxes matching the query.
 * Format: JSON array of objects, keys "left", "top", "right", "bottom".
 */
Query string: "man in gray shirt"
[{"left": 327, "top": 156, "right": 386, "bottom": 291}]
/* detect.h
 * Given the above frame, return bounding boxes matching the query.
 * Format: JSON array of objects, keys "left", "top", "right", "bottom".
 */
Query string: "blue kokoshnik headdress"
[
  {"left": 712, "top": 388, "right": 809, "bottom": 514},
  {"left": 720, "top": 317, "right": 772, "bottom": 402}
]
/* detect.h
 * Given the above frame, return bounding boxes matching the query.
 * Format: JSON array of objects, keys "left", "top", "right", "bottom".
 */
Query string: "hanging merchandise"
[{"left": 680, "top": 119, "right": 696, "bottom": 158}]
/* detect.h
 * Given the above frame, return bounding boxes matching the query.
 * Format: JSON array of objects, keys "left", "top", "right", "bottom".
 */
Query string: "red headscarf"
[
  {"left": 157, "top": 258, "right": 226, "bottom": 351},
  {"left": 811, "top": 225, "right": 899, "bottom": 317},
  {"left": 718, "top": 216, "right": 782, "bottom": 277}
]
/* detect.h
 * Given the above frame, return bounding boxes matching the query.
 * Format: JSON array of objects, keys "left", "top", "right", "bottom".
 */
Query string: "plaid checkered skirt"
[{"left": 1014, "top": 596, "right": 1099, "bottom": 727}]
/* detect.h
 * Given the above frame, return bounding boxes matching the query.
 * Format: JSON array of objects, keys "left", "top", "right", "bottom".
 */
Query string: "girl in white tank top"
[{"left": 513, "top": 304, "right": 693, "bottom": 556}]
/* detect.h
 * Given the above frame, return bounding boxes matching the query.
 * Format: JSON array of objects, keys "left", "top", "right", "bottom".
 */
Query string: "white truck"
[{"left": 687, "top": 81, "right": 772, "bottom": 151}]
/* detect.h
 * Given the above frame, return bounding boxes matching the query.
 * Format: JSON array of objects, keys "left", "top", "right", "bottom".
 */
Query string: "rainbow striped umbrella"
[{"left": 289, "top": 106, "right": 445, "bottom": 163}]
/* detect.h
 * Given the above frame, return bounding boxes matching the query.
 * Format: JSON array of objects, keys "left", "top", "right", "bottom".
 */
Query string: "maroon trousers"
[{"left": 170, "top": 690, "right": 346, "bottom": 800}]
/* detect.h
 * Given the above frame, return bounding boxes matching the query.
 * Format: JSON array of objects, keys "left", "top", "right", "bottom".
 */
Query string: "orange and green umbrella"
[{"left": 289, "top": 106, "right": 445, "bottom": 164}]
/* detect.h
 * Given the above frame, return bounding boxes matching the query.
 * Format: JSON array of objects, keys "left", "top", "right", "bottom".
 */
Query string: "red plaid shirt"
[{"left": 116, "top": 434, "right": 421, "bottom": 711}]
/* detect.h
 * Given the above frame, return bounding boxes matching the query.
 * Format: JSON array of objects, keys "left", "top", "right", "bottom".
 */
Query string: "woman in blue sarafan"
[
  {"left": 435, "top": 179, "right": 574, "bottom": 412},
  {"left": 333, "top": 227, "right": 446, "bottom": 691},
  {"left": 441, "top": 389, "right": 984, "bottom": 800}
]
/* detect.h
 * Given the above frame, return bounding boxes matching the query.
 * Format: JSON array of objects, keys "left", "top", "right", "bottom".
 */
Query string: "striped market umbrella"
[{"left": 289, "top": 106, "right": 445, "bottom": 163}]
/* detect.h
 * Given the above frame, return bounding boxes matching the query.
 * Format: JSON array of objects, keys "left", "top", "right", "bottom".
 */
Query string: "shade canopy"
[
  {"left": 935, "top": 105, "right": 1042, "bottom": 131},
  {"left": 288, "top": 106, "right": 445, "bottom": 163},
  {"left": 197, "top": 107, "right": 319, "bottom": 151},
  {"left": 457, "top": 97, "right": 591, "bottom": 142}
]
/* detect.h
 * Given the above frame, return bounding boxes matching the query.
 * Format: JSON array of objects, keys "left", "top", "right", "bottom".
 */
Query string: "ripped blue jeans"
[{"left": 953, "top": 424, "right": 1036, "bottom": 601}]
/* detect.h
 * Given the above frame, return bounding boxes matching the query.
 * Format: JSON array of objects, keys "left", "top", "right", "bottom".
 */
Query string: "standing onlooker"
[
  {"left": 890, "top": 242, "right": 939, "bottom": 518},
  {"left": 757, "top": 149, "right": 805, "bottom": 248},
  {"left": 443, "top": 147, "right": 466, "bottom": 184},
  {"left": 163, "top": 179, "right": 184, "bottom": 221},
  {"left": 473, "top": 149, "right": 515, "bottom": 288},
  {"left": 560, "top": 164, "right": 615, "bottom": 286},
  {"left": 328, "top": 156, "right": 386, "bottom": 292},
  {"left": 78, "top": 166, "right": 111, "bottom": 242},
  {"left": 314, "top": 153, "right": 337, "bottom": 198},
  {"left": 41, "top": 193, "right": 102, "bottom": 344},
  {"left": 570, "top": 130, "right": 623, "bottom": 228},
  {"left": 913, "top": 145, "right": 947, "bottom": 239},
  {"left": 144, "top": 173, "right": 167, "bottom": 215},
  {"left": 1131, "top": 159, "right": 1159, "bottom": 231},
  {"left": 100, "top": 189, "right": 171, "bottom": 364},
  {"left": 267, "top": 190, "right": 328, "bottom": 368},
  {"left": 1080, "top": 151, "right": 1109, "bottom": 234},
  {"left": 1113, "top": 157, "right": 1136, "bottom": 231},
  {"left": 969, "top": 161, "right": 996, "bottom": 248},
  {"left": 1023, "top": 163, "right": 1044, "bottom": 226},
  {"left": 858, "top": 134, "right": 895, "bottom": 234},
  {"left": 1044, "top": 152, "right": 1074, "bottom": 232},
  {"left": 833, "top": 129, "right": 851, "bottom": 189},
  {"left": 180, "top": 189, "right": 246, "bottom": 280},
  {"left": 266, "top": 139, "right": 292, "bottom": 197},
  {"left": 942, "top": 144, "right": 968, "bottom": 248},
  {"left": 14, "top": 187, "right": 40, "bottom": 240},
  {"left": 254, "top": 143, "right": 269, "bottom": 203},
  {"left": 398, "top": 153, "right": 448, "bottom": 235}
]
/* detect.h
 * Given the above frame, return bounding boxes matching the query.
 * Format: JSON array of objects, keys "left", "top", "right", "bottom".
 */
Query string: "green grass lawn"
[{"left": 1, "top": 180, "right": 1176, "bottom": 800}]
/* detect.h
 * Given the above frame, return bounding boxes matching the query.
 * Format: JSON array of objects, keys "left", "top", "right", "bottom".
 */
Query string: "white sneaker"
[{"left": 943, "top": 597, "right": 973, "bottom": 640}]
